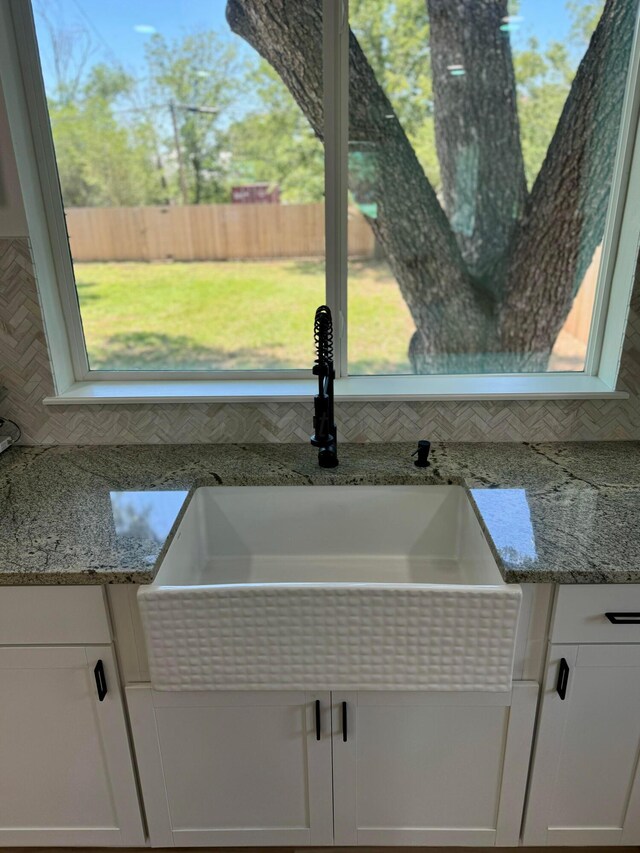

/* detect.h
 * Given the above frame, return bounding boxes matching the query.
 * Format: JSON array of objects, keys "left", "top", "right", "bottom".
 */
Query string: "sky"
[
  {"left": 34, "top": 0, "right": 238, "bottom": 86},
  {"left": 33, "top": 0, "right": 581, "bottom": 95}
]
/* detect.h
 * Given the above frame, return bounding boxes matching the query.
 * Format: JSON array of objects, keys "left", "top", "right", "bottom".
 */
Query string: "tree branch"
[
  {"left": 427, "top": 0, "right": 527, "bottom": 283},
  {"left": 500, "top": 0, "right": 636, "bottom": 356}
]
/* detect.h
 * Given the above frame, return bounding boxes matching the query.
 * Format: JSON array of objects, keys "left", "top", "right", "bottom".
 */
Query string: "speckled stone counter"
[{"left": 1, "top": 441, "right": 639, "bottom": 585}]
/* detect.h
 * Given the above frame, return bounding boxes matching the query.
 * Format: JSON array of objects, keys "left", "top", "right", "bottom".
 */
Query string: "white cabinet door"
[
  {"left": 332, "top": 684, "right": 538, "bottom": 847},
  {"left": 524, "top": 644, "right": 640, "bottom": 846},
  {"left": 127, "top": 686, "right": 333, "bottom": 847},
  {"left": 0, "top": 645, "right": 144, "bottom": 847}
]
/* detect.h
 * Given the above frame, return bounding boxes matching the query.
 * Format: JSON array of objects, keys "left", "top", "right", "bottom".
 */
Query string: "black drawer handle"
[
  {"left": 94, "top": 660, "right": 107, "bottom": 702},
  {"left": 605, "top": 612, "right": 640, "bottom": 624},
  {"left": 557, "top": 657, "right": 569, "bottom": 700},
  {"left": 342, "top": 701, "right": 348, "bottom": 742},
  {"left": 315, "top": 699, "right": 321, "bottom": 741}
]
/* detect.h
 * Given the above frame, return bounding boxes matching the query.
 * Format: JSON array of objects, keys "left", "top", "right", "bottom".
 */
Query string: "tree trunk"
[
  {"left": 427, "top": 0, "right": 527, "bottom": 284},
  {"left": 192, "top": 155, "right": 201, "bottom": 204},
  {"left": 226, "top": 0, "right": 635, "bottom": 374}
]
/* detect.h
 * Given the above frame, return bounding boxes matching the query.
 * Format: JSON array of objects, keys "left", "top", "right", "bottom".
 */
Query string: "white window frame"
[{"left": 0, "top": 0, "right": 638, "bottom": 403}]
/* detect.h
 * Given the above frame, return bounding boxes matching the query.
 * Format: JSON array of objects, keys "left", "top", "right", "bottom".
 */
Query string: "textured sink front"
[{"left": 138, "top": 486, "right": 521, "bottom": 691}]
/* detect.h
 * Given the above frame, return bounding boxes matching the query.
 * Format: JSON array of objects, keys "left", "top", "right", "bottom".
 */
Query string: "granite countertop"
[{"left": 0, "top": 441, "right": 639, "bottom": 586}]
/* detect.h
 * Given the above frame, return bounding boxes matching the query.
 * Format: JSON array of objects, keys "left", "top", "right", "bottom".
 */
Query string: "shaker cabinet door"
[
  {"left": 524, "top": 644, "right": 640, "bottom": 846},
  {"left": 0, "top": 645, "right": 144, "bottom": 847},
  {"left": 332, "top": 684, "right": 537, "bottom": 847},
  {"left": 127, "top": 686, "right": 334, "bottom": 847}
]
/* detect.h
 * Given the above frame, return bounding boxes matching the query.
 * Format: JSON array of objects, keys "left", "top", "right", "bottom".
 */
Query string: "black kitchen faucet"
[{"left": 310, "top": 305, "right": 338, "bottom": 468}]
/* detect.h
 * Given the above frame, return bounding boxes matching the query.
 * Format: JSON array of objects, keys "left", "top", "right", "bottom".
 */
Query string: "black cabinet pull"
[
  {"left": 342, "top": 701, "right": 348, "bottom": 742},
  {"left": 605, "top": 612, "right": 640, "bottom": 624},
  {"left": 315, "top": 699, "right": 321, "bottom": 740},
  {"left": 94, "top": 660, "right": 107, "bottom": 702},
  {"left": 557, "top": 657, "right": 569, "bottom": 700}
]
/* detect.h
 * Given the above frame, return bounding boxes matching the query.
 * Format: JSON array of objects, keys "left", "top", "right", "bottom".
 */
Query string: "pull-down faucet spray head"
[{"left": 310, "top": 305, "right": 338, "bottom": 468}]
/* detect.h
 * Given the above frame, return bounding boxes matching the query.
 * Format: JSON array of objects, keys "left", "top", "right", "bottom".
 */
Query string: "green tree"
[
  {"left": 144, "top": 31, "right": 240, "bottom": 204},
  {"left": 515, "top": 39, "right": 575, "bottom": 188},
  {"left": 34, "top": 1, "right": 165, "bottom": 208},
  {"left": 48, "top": 64, "right": 161, "bottom": 207},
  {"left": 350, "top": 0, "right": 440, "bottom": 189},
  {"left": 515, "top": 2, "right": 605, "bottom": 188},
  {"left": 568, "top": 0, "right": 607, "bottom": 43},
  {"left": 226, "top": 62, "right": 324, "bottom": 203}
]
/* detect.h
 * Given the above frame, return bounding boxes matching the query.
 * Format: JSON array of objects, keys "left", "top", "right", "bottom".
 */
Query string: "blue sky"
[
  {"left": 34, "top": 0, "right": 238, "bottom": 85},
  {"left": 34, "top": 0, "right": 581, "bottom": 92}
]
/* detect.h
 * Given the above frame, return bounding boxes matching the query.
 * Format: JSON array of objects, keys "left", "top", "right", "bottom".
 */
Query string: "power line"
[
  {"left": 177, "top": 104, "right": 219, "bottom": 115},
  {"left": 51, "top": 102, "right": 220, "bottom": 118}
]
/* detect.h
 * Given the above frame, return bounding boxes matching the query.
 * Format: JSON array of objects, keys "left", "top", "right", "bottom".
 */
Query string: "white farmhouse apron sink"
[{"left": 138, "top": 485, "right": 521, "bottom": 691}]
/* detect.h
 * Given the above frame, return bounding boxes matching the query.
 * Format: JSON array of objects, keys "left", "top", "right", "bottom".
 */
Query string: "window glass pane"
[
  {"left": 348, "top": 0, "right": 638, "bottom": 375},
  {"left": 33, "top": 0, "right": 324, "bottom": 371}
]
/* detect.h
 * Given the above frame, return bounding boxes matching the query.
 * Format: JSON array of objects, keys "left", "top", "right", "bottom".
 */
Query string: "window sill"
[{"left": 42, "top": 374, "right": 628, "bottom": 405}]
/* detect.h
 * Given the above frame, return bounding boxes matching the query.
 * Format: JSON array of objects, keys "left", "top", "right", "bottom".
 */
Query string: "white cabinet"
[
  {"left": 129, "top": 683, "right": 537, "bottom": 847},
  {"left": 127, "top": 688, "right": 334, "bottom": 847},
  {"left": 524, "top": 644, "right": 640, "bottom": 845},
  {"left": 332, "top": 686, "right": 537, "bottom": 847},
  {"left": 0, "top": 645, "right": 145, "bottom": 847}
]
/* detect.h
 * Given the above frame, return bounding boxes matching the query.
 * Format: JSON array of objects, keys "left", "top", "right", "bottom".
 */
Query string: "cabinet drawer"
[
  {"left": 552, "top": 585, "right": 640, "bottom": 644},
  {"left": 0, "top": 586, "right": 111, "bottom": 645}
]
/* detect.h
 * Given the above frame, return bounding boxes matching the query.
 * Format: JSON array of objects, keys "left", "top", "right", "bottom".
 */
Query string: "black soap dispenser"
[{"left": 413, "top": 439, "right": 431, "bottom": 468}]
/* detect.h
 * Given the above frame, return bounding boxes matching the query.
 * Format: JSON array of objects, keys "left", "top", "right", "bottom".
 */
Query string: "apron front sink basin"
[{"left": 138, "top": 485, "right": 521, "bottom": 691}]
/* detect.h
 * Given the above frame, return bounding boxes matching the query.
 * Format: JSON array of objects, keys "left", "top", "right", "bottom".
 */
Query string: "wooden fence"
[
  {"left": 562, "top": 246, "right": 600, "bottom": 345},
  {"left": 65, "top": 203, "right": 375, "bottom": 262}
]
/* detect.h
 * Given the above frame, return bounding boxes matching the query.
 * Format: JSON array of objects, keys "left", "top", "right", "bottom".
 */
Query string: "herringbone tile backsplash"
[{"left": 1, "top": 237, "right": 639, "bottom": 444}]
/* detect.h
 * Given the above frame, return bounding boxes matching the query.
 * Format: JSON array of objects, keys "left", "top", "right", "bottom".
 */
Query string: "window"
[
  {"left": 3, "top": 0, "right": 640, "bottom": 397},
  {"left": 346, "top": 0, "right": 638, "bottom": 376},
  {"left": 31, "top": 0, "right": 324, "bottom": 373}
]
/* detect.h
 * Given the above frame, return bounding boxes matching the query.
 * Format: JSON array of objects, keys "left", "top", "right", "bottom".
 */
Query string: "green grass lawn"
[{"left": 75, "top": 258, "right": 415, "bottom": 373}]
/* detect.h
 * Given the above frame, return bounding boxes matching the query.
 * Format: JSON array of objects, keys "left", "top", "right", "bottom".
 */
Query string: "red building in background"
[{"left": 231, "top": 183, "right": 281, "bottom": 204}]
